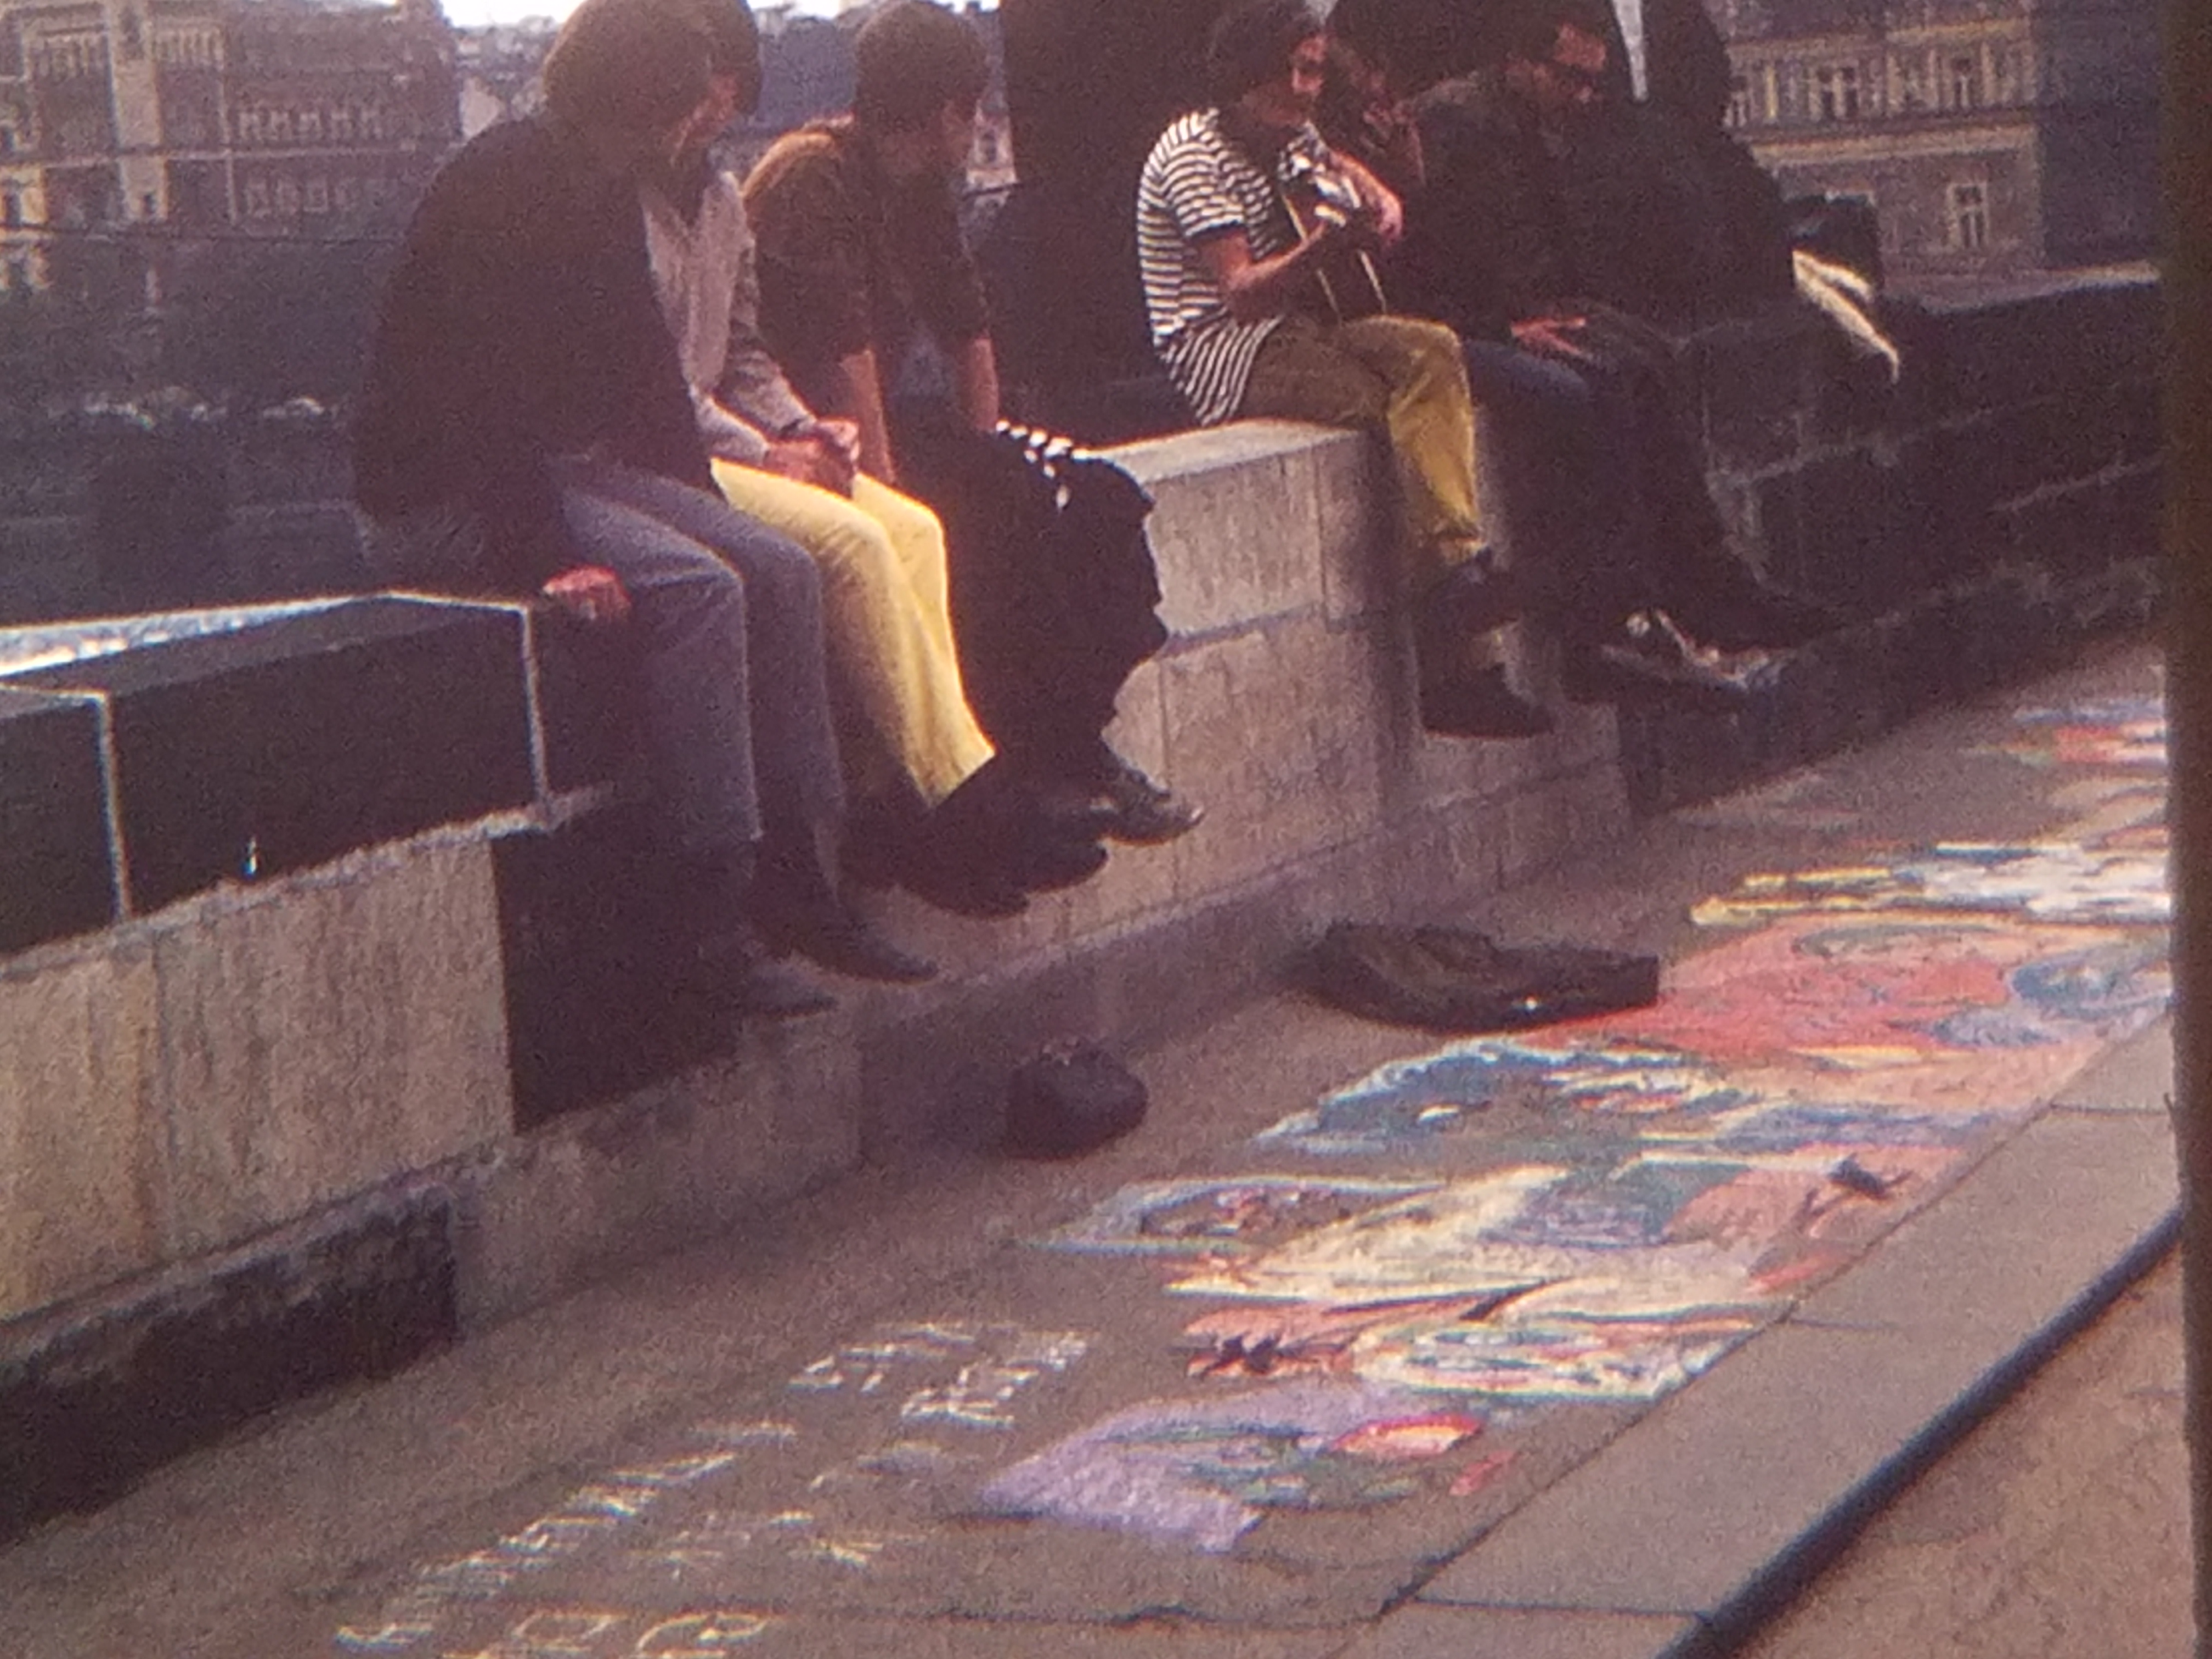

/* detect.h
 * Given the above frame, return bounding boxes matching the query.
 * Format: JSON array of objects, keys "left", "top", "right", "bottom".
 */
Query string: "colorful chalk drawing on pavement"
[
  {"left": 336, "top": 675, "right": 2179, "bottom": 1622},
  {"left": 1691, "top": 842, "right": 2171, "bottom": 928},
  {"left": 1986, "top": 695, "right": 2166, "bottom": 771},
  {"left": 980, "top": 1377, "right": 1486, "bottom": 1553}
]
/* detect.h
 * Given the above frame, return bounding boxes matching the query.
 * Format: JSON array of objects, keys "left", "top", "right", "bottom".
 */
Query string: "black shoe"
[
  {"left": 1566, "top": 610, "right": 1776, "bottom": 708},
  {"left": 697, "top": 921, "right": 839, "bottom": 1018},
  {"left": 1426, "top": 547, "right": 1523, "bottom": 634},
  {"left": 754, "top": 881, "right": 939, "bottom": 984},
  {"left": 1421, "top": 665, "right": 1555, "bottom": 738},
  {"left": 1092, "top": 753, "right": 1203, "bottom": 845},
  {"left": 1684, "top": 578, "right": 1843, "bottom": 651},
  {"left": 899, "top": 838, "right": 1032, "bottom": 919},
  {"left": 1007, "top": 831, "right": 1110, "bottom": 892}
]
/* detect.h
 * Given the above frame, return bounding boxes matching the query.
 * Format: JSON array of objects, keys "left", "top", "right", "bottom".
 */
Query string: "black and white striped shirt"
[{"left": 1137, "top": 109, "right": 1327, "bottom": 426}]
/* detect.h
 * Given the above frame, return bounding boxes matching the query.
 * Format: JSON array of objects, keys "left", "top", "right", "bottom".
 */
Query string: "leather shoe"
[
  {"left": 754, "top": 884, "right": 939, "bottom": 983},
  {"left": 1007, "top": 831, "right": 1110, "bottom": 892},
  {"left": 1093, "top": 753, "right": 1203, "bottom": 845},
  {"left": 1421, "top": 665, "right": 1554, "bottom": 738},
  {"left": 696, "top": 922, "right": 838, "bottom": 1018},
  {"left": 1566, "top": 610, "right": 1776, "bottom": 707}
]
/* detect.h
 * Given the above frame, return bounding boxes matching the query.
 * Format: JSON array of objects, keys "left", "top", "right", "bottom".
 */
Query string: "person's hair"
[
  {"left": 853, "top": 1, "right": 989, "bottom": 132},
  {"left": 1498, "top": 0, "right": 1613, "bottom": 67},
  {"left": 1204, "top": 0, "right": 1325, "bottom": 109},
  {"left": 543, "top": 0, "right": 758, "bottom": 133}
]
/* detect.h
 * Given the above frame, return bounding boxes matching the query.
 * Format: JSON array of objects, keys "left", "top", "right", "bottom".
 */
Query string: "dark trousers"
[{"left": 1462, "top": 306, "right": 1729, "bottom": 646}]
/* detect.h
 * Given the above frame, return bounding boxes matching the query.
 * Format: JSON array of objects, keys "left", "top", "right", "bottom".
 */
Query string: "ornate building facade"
[
  {"left": 1716, "top": 0, "right": 2158, "bottom": 279},
  {"left": 0, "top": 0, "right": 458, "bottom": 292}
]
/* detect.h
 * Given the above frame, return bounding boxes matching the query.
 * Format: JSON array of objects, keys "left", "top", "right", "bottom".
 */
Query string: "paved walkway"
[{"left": 0, "top": 641, "right": 2177, "bottom": 1659}]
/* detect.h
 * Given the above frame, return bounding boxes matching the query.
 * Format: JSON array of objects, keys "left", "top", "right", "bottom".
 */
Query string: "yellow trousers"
[
  {"left": 712, "top": 459, "right": 994, "bottom": 806},
  {"left": 1239, "top": 313, "right": 1487, "bottom": 586}
]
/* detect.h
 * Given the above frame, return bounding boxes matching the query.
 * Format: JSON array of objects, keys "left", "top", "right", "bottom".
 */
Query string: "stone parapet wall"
[{"left": 0, "top": 275, "right": 2160, "bottom": 1543}]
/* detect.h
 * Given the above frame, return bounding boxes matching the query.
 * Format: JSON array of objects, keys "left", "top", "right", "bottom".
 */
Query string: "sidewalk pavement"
[{"left": 0, "top": 639, "right": 2177, "bottom": 1659}]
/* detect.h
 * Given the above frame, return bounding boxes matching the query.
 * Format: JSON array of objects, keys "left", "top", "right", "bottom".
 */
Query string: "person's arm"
[
  {"left": 1193, "top": 221, "right": 1345, "bottom": 324},
  {"left": 951, "top": 334, "right": 1001, "bottom": 433},
  {"left": 826, "top": 345, "right": 900, "bottom": 485},
  {"left": 1332, "top": 148, "right": 1405, "bottom": 246}
]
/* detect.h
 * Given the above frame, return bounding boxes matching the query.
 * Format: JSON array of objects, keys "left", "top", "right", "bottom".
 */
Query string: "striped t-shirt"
[{"left": 1137, "top": 109, "right": 1327, "bottom": 426}]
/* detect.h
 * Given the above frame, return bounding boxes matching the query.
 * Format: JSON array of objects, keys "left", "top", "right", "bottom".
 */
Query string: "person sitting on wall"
[
  {"left": 1136, "top": 0, "right": 1552, "bottom": 740},
  {"left": 741, "top": 0, "right": 1200, "bottom": 847},
  {"left": 638, "top": 0, "right": 1110, "bottom": 918},
  {"left": 351, "top": 0, "right": 934, "bottom": 1015},
  {"left": 1385, "top": 0, "right": 1836, "bottom": 687}
]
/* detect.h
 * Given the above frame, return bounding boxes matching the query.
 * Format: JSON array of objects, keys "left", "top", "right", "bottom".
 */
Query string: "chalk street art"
[
  {"left": 979, "top": 1377, "right": 1489, "bottom": 1552},
  {"left": 1036, "top": 1176, "right": 1441, "bottom": 1257},
  {"left": 1987, "top": 695, "right": 2166, "bottom": 771},
  {"left": 338, "top": 674, "right": 2174, "bottom": 1627},
  {"left": 1691, "top": 842, "right": 2171, "bottom": 929}
]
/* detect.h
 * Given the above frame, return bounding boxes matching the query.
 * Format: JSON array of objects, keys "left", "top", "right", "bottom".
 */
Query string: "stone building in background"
[
  {"left": 0, "top": 0, "right": 459, "bottom": 293},
  {"left": 1716, "top": 0, "right": 2158, "bottom": 280}
]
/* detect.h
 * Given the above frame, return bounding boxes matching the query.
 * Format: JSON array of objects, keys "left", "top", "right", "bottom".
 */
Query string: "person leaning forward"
[
  {"left": 352, "top": 0, "right": 934, "bottom": 1015},
  {"left": 742, "top": 0, "right": 1199, "bottom": 845},
  {"left": 1136, "top": 0, "right": 1550, "bottom": 740}
]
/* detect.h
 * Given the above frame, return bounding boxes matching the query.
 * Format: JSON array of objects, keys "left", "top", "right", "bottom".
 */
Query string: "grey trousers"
[{"left": 549, "top": 456, "right": 845, "bottom": 860}]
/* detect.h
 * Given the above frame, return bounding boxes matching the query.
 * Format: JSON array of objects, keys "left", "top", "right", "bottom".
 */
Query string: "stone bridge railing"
[{"left": 0, "top": 272, "right": 2159, "bottom": 1543}]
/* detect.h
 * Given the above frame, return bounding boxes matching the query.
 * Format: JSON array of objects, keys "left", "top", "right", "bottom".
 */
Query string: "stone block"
[
  {"left": 158, "top": 838, "right": 511, "bottom": 1255},
  {"left": 0, "top": 687, "right": 116, "bottom": 954},
  {"left": 1793, "top": 446, "right": 1932, "bottom": 614},
  {"left": 1164, "top": 619, "right": 1387, "bottom": 900},
  {"left": 0, "top": 1181, "right": 456, "bottom": 1547},
  {"left": 2054, "top": 1018, "right": 2174, "bottom": 1113},
  {"left": 1341, "top": 1608, "right": 1697, "bottom": 1659},
  {"left": 1694, "top": 314, "right": 1815, "bottom": 473},
  {"left": 0, "top": 946, "right": 164, "bottom": 1322},
  {"left": 528, "top": 603, "right": 647, "bottom": 794},
  {"left": 1115, "top": 420, "right": 1335, "bottom": 636},
  {"left": 17, "top": 597, "right": 533, "bottom": 915},
  {"left": 454, "top": 1021, "right": 862, "bottom": 1325},
  {"left": 1310, "top": 426, "right": 1393, "bottom": 623}
]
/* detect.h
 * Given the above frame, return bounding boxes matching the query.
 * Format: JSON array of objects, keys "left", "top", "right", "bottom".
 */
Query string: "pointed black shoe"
[{"left": 1421, "top": 665, "right": 1555, "bottom": 738}]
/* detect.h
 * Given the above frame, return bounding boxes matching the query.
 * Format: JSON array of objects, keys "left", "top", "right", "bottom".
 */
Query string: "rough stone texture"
[
  {"left": 0, "top": 1181, "right": 456, "bottom": 1546},
  {"left": 15, "top": 597, "right": 534, "bottom": 913},
  {"left": 453, "top": 1018, "right": 863, "bottom": 1326},
  {"left": 1118, "top": 420, "right": 1334, "bottom": 637},
  {"left": 1335, "top": 1607, "right": 1700, "bottom": 1659},
  {"left": 0, "top": 944, "right": 164, "bottom": 1321},
  {"left": 156, "top": 838, "right": 511, "bottom": 1256},
  {"left": 2051, "top": 1017, "right": 2172, "bottom": 1113},
  {"left": 0, "top": 687, "right": 116, "bottom": 953}
]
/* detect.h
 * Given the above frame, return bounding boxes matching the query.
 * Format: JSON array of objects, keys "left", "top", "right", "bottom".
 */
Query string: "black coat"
[{"left": 353, "top": 117, "right": 712, "bottom": 594}]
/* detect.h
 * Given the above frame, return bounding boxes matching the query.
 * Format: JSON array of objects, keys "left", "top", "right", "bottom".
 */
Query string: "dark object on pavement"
[
  {"left": 1003, "top": 1040, "right": 1149, "bottom": 1158},
  {"left": 1306, "top": 921, "right": 1661, "bottom": 1032}
]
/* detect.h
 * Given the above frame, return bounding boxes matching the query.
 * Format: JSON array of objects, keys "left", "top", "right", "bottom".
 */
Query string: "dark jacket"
[
  {"left": 1393, "top": 70, "right": 1584, "bottom": 342},
  {"left": 353, "top": 116, "right": 712, "bottom": 594}
]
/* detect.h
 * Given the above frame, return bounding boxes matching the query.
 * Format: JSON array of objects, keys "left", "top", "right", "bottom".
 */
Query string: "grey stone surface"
[
  {"left": 1333, "top": 1606, "right": 1699, "bottom": 1659},
  {"left": 0, "top": 942, "right": 165, "bottom": 1319},
  {"left": 156, "top": 838, "right": 512, "bottom": 1255},
  {"left": 453, "top": 1015, "right": 864, "bottom": 1327},
  {"left": 2050, "top": 1016, "right": 2172, "bottom": 1113},
  {"left": 1121, "top": 420, "right": 1335, "bottom": 638},
  {"left": 1792, "top": 1109, "right": 2178, "bottom": 1336}
]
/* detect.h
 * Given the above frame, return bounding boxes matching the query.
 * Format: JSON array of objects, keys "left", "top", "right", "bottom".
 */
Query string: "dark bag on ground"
[
  {"left": 1003, "top": 1040, "right": 1149, "bottom": 1158},
  {"left": 1305, "top": 921, "right": 1661, "bottom": 1032}
]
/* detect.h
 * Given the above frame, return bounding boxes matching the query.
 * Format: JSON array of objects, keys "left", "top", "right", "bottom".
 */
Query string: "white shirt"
[{"left": 639, "top": 171, "right": 816, "bottom": 466}]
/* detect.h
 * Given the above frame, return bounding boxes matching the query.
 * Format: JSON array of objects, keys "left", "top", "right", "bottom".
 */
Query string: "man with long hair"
[{"left": 353, "top": 0, "right": 933, "bottom": 1013}]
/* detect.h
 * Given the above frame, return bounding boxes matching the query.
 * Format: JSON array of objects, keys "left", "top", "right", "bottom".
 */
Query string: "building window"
[
  {"left": 140, "top": 191, "right": 156, "bottom": 220},
  {"left": 299, "top": 107, "right": 321, "bottom": 141},
  {"left": 332, "top": 177, "right": 358, "bottom": 210},
  {"left": 304, "top": 176, "right": 328, "bottom": 212},
  {"left": 1950, "top": 55, "right": 1979, "bottom": 109},
  {"left": 5, "top": 258, "right": 27, "bottom": 291},
  {"left": 1896, "top": 59, "right": 1926, "bottom": 110},
  {"left": 269, "top": 108, "right": 293, "bottom": 142},
  {"left": 330, "top": 104, "right": 353, "bottom": 140},
  {"left": 274, "top": 177, "right": 300, "bottom": 215},
  {"left": 359, "top": 105, "right": 385, "bottom": 140},
  {"left": 1814, "top": 64, "right": 1861, "bottom": 121},
  {"left": 236, "top": 105, "right": 262, "bottom": 141},
  {"left": 1728, "top": 72, "right": 1754, "bottom": 126},
  {"left": 2, "top": 193, "right": 19, "bottom": 227},
  {"left": 243, "top": 177, "right": 270, "bottom": 216},
  {"left": 1949, "top": 180, "right": 1989, "bottom": 250}
]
